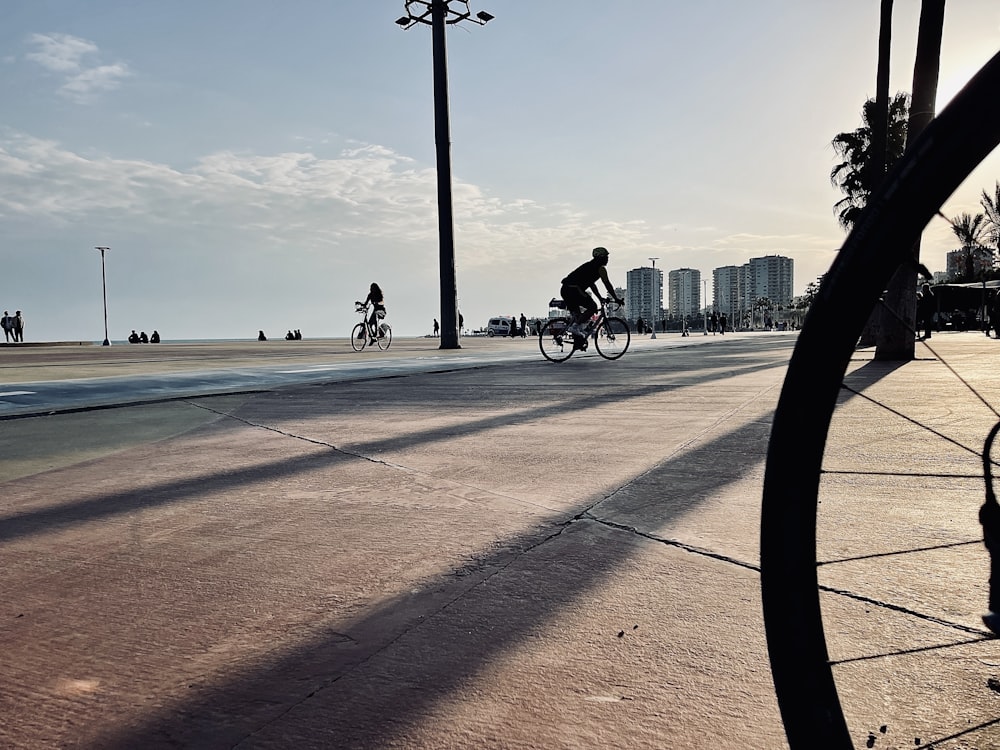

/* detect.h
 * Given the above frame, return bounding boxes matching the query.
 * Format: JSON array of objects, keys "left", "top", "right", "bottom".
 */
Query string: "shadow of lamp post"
[
  {"left": 396, "top": 0, "right": 493, "bottom": 350},
  {"left": 95, "top": 246, "right": 110, "bottom": 346}
]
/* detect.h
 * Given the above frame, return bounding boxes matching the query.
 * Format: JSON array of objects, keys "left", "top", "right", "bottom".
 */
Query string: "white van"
[{"left": 487, "top": 317, "right": 513, "bottom": 337}]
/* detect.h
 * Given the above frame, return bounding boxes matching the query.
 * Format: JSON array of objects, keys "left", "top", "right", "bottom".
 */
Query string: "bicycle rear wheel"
[
  {"left": 539, "top": 319, "right": 574, "bottom": 362},
  {"left": 351, "top": 323, "right": 367, "bottom": 352},
  {"left": 376, "top": 324, "right": 392, "bottom": 351},
  {"left": 760, "top": 51, "right": 1000, "bottom": 747},
  {"left": 594, "top": 316, "right": 630, "bottom": 360}
]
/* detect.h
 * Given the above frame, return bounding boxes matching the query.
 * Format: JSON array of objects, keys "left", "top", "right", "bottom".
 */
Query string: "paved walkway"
[{"left": 2, "top": 332, "right": 1000, "bottom": 749}]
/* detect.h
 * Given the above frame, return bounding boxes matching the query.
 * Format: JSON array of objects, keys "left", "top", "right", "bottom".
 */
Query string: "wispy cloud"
[{"left": 24, "top": 33, "right": 131, "bottom": 102}]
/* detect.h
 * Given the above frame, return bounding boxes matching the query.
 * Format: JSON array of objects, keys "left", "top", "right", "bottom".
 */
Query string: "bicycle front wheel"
[
  {"left": 351, "top": 323, "right": 367, "bottom": 352},
  {"left": 594, "top": 317, "right": 630, "bottom": 360},
  {"left": 376, "top": 324, "right": 392, "bottom": 351},
  {"left": 760, "top": 50, "right": 1000, "bottom": 748},
  {"left": 538, "top": 319, "right": 574, "bottom": 362}
]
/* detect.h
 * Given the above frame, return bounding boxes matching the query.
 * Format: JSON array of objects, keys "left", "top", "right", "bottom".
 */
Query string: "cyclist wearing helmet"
[{"left": 560, "top": 247, "right": 624, "bottom": 337}]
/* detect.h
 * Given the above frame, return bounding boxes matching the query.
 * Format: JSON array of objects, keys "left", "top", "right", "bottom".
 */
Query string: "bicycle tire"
[
  {"left": 351, "top": 322, "right": 367, "bottom": 352},
  {"left": 594, "top": 316, "right": 630, "bottom": 360},
  {"left": 376, "top": 324, "right": 392, "bottom": 351},
  {"left": 760, "top": 50, "right": 1000, "bottom": 748},
  {"left": 538, "top": 318, "right": 575, "bottom": 362}
]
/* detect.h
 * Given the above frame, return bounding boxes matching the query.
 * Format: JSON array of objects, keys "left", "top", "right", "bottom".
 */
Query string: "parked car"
[{"left": 486, "top": 317, "right": 513, "bottom": 337}]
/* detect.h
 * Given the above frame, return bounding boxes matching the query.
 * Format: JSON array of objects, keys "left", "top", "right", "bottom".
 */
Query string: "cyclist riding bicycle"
[
  {"left": 356, "top": 282, "right": 386, "bottom": 341},
  {"left": 561, "top": 247, "right": 624, "bottom": 339}
]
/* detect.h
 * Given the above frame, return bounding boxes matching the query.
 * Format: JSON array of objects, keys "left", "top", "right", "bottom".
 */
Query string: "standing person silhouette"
[{"left": 917, "top": 283, "right": 935, "bottom": 340}]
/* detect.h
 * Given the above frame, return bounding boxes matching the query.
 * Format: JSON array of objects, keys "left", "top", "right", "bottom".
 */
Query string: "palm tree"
[
  {"left": 950, "top": 211, "right": 989, "bottom": 247},
  {"left": 875, "top": 0, "right": 944, "bottom": 362},
  {"left": 982, "top": 181, "right": 1000, "bottom": 254},
  {"left": 830, "top": 92, "right": 910, "bottom": 230},
  {"left": 950, "top": 211, "right": 993, "bottom": 281}
]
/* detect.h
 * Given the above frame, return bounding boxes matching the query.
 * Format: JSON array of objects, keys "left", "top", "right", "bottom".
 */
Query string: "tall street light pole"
[
  {"left": 703, "top": 279, "right": 709, "bottom": 335},
  {"left": 95, "top": 246, "right": 110, "bottom": 346},
  {"left": 648, "top": 257, "right": 658, "bottom": 339},
  {"left": 396, "top": 0, "right": 494, "bottom": 350}
]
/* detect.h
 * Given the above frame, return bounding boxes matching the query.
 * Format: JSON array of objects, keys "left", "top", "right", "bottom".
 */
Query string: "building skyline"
[
  {"left": 625, "top": 266, "right": 663, "bottom": 326},
  {"left": 668, "top": 268, "right": 702, "bottom": 320}
]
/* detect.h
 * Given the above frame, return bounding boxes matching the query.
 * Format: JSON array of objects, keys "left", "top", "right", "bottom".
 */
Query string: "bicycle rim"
[
  {"left": 376, "top": 325, "right": 392, "bottom": 351},
  {"left": 539, "top": 319, "right": 574, "bottom": 362},
  {"left": 760, "top": 51, "right": 1000, "bottom": 747},
  {"left": 594, "top": 317, "right": 631, "bottom": 360},
  {"left": 351, "top": 323, "right": 367, "bottom": 352}
]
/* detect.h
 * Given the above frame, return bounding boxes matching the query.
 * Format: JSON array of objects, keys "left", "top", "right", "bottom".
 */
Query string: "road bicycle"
[
  {"left": 760, "top": 50, "right": 1000, "bottom": 748},
  {"left": 351, "top": 302, "right": 392, "bottom": 352},
  {"left": 538, "top": 297, "right": 630, "bottom": 362}
]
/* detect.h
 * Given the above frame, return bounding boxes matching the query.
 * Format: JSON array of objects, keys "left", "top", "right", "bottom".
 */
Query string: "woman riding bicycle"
[
  {"left": 357, "top": 282, "right": 386, "bottom": 339},
  {"left": 561, "top": 247, "right": 624, "bottom": 338}
]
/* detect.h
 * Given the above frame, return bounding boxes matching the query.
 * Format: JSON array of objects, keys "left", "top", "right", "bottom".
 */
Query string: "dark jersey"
[{"left": 561, "top": 258, "right": 604, "bottom": 289}]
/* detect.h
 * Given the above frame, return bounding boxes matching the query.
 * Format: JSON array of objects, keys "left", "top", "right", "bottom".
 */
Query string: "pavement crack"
[{"left": 186, "top": 400, "right": 559, "bottom": 513}]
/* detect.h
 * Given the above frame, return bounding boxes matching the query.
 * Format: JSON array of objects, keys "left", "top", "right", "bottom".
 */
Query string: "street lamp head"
[
  {"left": 395, "top": 16, "right": 411, "bottom": 26},
  {"left": 476, "top": 10, "right": 494, "bottom": 23}
]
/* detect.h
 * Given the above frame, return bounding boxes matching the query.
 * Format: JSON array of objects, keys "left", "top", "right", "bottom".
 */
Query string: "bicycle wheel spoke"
[
  {"left": 539, "top": 319, "right": 574, "bottom": 362},
  {"left": 351, "top": 323, "right": 367, "bottom": 352},
  {"left": 376, "top": 324, "right": 392, "bottom": 350},
  {"left": 594, "top": 317, "right": 630, "bottom": 360}
]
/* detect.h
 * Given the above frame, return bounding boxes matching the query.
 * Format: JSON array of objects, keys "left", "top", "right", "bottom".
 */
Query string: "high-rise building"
[
  {"left": 668, "top": 268, "right": 701, "bottom": 320},
  {"left": 947, "top": 246, "right": 994, "bottom": 279},
  {"left": 625, "top": 267, "right": 663, "bottom": 326},
  {"left": 713, "top": 265, "right": 743, "bottom": 318},
  {"left": 741, "top": 255, "right": 794, "bottom": 310}
]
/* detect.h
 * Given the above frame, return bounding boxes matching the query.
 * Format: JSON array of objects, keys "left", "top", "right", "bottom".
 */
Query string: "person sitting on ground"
[
  {"left": 258, "top": 330, "right": 267, "bottom": 341},
  {"left": 357, "top": 283, "right": 386, "bottom": 340},
  {"left": 150, "top": 330, "right": 160, "bottom": 343},
  {"left": 286, "top": 330, "right": 295, "bottom": 340},
  {"left": 128, "top": 330, "right": 140, "bottom": 344},
  {"left": 560, "top": 247, "right": 624, "bottom": 340},
  {"left": 139, "top": 331, "right": 149, "bottom": 343}
]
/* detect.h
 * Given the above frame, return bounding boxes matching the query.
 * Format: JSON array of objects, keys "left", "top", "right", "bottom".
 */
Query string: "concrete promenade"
[{"left": 3, "top": 332, "right": 1000, "bottom": 748}]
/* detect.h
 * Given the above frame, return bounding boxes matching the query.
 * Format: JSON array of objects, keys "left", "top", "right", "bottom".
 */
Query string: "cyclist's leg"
[{"left": 560, "top": 285, "right": 590, "bottom": 327}]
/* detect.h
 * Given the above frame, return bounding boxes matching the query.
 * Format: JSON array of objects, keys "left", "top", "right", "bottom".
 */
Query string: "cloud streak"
[{"left": 24, "top": 33, "right": 131, "bottom": 102}]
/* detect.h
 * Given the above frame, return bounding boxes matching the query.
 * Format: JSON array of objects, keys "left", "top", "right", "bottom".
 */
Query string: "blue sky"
[{"left": 2, "top": 1, "right": 999, "bottom": 341}]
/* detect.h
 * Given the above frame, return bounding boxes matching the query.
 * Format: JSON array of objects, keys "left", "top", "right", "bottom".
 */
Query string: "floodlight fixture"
[{"left": 396, "top": 0, "right": 494, "bottom": 29}]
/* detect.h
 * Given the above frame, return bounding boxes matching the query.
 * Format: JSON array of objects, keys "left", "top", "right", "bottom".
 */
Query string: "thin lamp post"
[
  {"left": 703, "top": 279, "right": 709, "bottom": 335},
  {"left": 648, "top": 258, "right": 658, "bottom": 339},
  {"left": 396, "top": 1, "right": 494, "bottom": 350},
  {"left": 95, "top": 246, "right": 110, "bottom": 346}
]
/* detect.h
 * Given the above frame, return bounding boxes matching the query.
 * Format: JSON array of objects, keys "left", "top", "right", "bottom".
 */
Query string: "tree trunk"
[
  {"left": 859, "top": 0, "right": 894, "bottom": 350},
  {"left": 875, "top": 0, "right": 944, "bottom": 361},
  {"left": 871, "top": 0, "right": 893, "bottom": 187}
]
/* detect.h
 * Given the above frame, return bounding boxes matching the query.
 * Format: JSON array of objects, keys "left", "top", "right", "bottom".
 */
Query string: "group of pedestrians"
[
  {"left": 708, "top": 311, "right": 729, "bottom": 334},
  {"left": 128, "top": 330, "right": 160, "bottom": 343},
  {"left": 1, "top": 310, "right": 24, "bottom": 342}
]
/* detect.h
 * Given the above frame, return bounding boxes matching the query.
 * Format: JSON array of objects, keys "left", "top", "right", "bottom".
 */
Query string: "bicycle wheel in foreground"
[
  {"left": 594, "top": 316, "right": 630, "bottom": 360},
  {"left": 376, "top": 324, "right": 392, "bottom": 351},
  {"left": 539, "top": 319, "right": 574, "bottom": 362},
  {"left": 351, "top": 323, "right": 367, "bottom": 352},
  {"left": 760, "top": 51, "right": 1000, "bottom": 749}
]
